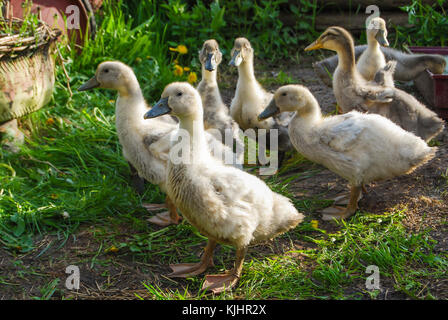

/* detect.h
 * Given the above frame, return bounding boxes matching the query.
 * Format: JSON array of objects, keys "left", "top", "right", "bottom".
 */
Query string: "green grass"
[
  {"left": 128, "top": 208, "right": 447, "bottom": 300},
  {"left": 1, "top": 0, "right": 447, "bottom": 300},
  {"left": 0, "top": 0, "right": 173, "bottom": 251}
]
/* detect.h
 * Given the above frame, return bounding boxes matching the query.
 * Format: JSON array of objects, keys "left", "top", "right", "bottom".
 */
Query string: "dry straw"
[{"left": 0, "top": 18, "right": 61, "bottom": 59}]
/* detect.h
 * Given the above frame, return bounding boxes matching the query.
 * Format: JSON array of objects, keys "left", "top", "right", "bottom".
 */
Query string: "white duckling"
[
  {"left": 79, "top": 61, "right": 239, "bottom": 227},
  {"left": 229, "top": 37, "right": 292, "bottom": 163},
  {"left": 259, "top": 84, "right": 437, "bottom": 221},
  {"left": 79, "top": 61, "right": 180, "bottom": 227},
  {"left": 357, "top": 17, "right": 389, "bottom": 81},
  {"left": 144, "top": 82, "right": 303, "bottom": 293},
  {"left": 197, "top": 39, "right": 244, "bottom": 165}
]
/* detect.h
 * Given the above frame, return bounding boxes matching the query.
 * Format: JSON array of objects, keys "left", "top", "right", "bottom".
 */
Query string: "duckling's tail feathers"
[
  {"left": 405, "top": 146, "right": 437, "bottom": 175},
  {"left": 418, "top": 113, "right": 445, "bottom": 142},
  {"left": 271, "top": 193, "right": 304, "bottom": 235}
]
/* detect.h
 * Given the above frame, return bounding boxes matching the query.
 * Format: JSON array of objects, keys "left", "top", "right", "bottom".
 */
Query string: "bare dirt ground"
[{"left": 1, "top": 57, "right": 447, "bottom": 300}]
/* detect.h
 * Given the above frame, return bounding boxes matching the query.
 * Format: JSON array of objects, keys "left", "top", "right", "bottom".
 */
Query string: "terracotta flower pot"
[{"left": 9, "top": 0, "right": 97, "bottom": 44}]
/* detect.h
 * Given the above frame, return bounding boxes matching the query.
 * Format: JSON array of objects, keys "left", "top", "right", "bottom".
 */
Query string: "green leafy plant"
[
  {"left": 397, "top": 0, "right": 447, "bottom": 46},
  {"left": 121, "top": 0, "right": 318, "bottom": 63}
]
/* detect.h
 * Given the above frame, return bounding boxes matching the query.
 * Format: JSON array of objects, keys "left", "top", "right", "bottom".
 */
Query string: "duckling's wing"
[
  {"left": 142, "top": 131, "right": 167, "bottom": 148},
  {"left": 373, "top": 60, "right": 397, "bottom": 87},
  {"left": 142, "top": 120, "right": 177, "bottom": 161},
  {"left": 320, "top": 113, "right": 366, "bottom": 153},
  {"left": 145, "top": 132, "right": 172, "bottom": 162},
  {"left": 349, "top": 86, "right": 395, "bottom": 104},
  {"left": 205, "top": 131, "right": 242, "bottom": 169},
  {"left": 207, "top": 166, "right": 270, "bottom": 213}
]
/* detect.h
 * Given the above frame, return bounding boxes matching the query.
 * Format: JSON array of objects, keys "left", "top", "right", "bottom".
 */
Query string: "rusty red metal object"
[
  {"left": 410, "top": 47, "right": 448, "bottom": 121},
  {"left": 8, "top": 0, "right": 95, "bottom": 45}
]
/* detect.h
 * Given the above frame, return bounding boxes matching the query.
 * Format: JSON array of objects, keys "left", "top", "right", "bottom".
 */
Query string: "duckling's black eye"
[
  {"left": 281, "top": 93, "right": 287, "bottom": 96},
  {"left": 104, "top": 69, "right": 109, "bottom": 73},
  {"left": 177, "top": 92, "right": 183, "bottom": 97}
]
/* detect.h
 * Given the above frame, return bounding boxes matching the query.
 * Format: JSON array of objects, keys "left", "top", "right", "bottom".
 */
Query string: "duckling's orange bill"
[{"left": 304, "top": 40, "right": 323, "bottom": 51}]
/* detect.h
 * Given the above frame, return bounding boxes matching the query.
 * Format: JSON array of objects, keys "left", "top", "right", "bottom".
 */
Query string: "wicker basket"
[{"left": 0, "top": 18, "right": 61, "bottom": 123}]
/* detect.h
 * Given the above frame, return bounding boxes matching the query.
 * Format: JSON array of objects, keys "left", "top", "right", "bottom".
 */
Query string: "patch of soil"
[{"left": 0, "top": 227, "right": 159, "bottom": 300}]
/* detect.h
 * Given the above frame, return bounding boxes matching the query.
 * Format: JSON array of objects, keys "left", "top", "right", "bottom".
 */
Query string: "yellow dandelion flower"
[
  {"left": 50, "top": 193, "right": 59, "bottom": 199},
  {"left": 108, "top": 99, "right": 115, "bottom": 104},
  {"left": 173, "top": 65, "right": 184, "bottom": 77},
  {"left": 310, "top": 220, "right": 319, "bottom": 229},
  {"left": 46, "top": 117, "right": 55, "bottom": 125},
  {"left": 105, "top": 245, "right": 119, "bottom": 253},
  {"left": 135, "top": 57, "right": 142, "bottom": 63},
  {"left": 169, "top": 45, "right": 188, "bottom": 54},
  {"left": 177, "top": 45, "right": 188, "bottom": 54},
  {"left": 174, "top": 59, "right": 179, "bottom": 64},
  {"left": 183, "top": 67, "right": 190, "bottom": 71},
  {"left": 187, "top": 72, "right": 197, "bottom": 84}
]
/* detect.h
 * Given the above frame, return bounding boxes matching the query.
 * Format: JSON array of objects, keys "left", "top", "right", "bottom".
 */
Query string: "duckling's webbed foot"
[
  {"left": 321, "top": 186, "right": 362, "bottom": 221},
  {"left": 321, "top": 206, "right": 351, "bottom": 221},
  {"left": 168, "top": 239, "right": 216, "bottom": 278},
  {"left": 202, "top": 273, "right": 240, "bottom": 294},
  {"left": 168, "top": 261, "right": 214, "bottom": 278},
  {"left": 331, "top": 190, "right": 363, "bottom": 205},
  {"left": 146, "top": 197, "right": 182, "bottom": 227},
  {"left": 330, "top": 183, "right": 368, "bottom": 205},
  {"left": 202, "top": 246, "right": 247, "bottom": 294},
  {"left": 147, "top": 211, "right": 181, "bottom": 227},
  {"left": 143, "top": 203, "right": 166, "bottom": 211}
]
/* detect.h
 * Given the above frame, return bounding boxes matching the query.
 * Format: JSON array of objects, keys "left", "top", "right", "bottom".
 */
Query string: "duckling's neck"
[
  {"left": 198, "top": 67, "right": 224, "bottom": 107},
  {"left": 237, "top": 57, "right": 257, "bottom": 83},
  {"left": 115, "top": 76, "right": 146, "bottom": 126},
  {"left": 201, "top": 65, "right": 217, "bottom": 85},
  {"left": 177, "top": 109, "right": 209, "bottom": 163},
  {"left": 335, "top": 42, "right": 356, "bottom": 74},
  {"left": 366, "top": 33, "right": 380, "bottom": 50},
  {"left": 291, "top": 95, "right": 322, "bottom": 128},
  {"left": 118, "top": 72, "right": 143, "bottom": 98}
]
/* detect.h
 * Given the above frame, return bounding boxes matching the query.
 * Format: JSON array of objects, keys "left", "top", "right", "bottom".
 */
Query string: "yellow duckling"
[
  {"left": 145, "top": 82, "right": 303, "bottom": 293},
  {"left": 259, "top": 84, "right": 437, "bottom": 221},
  {"left": 79, "top": 61, "right": 240, "bottom": 227},
  {"left": 357, "top": 17, "right": 389, "bottom": 81}
]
